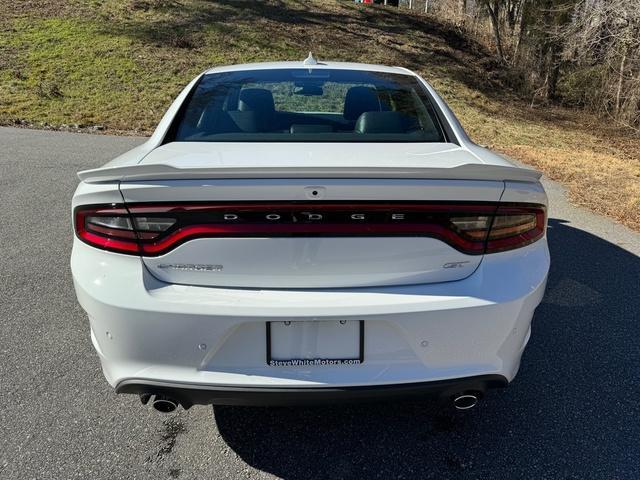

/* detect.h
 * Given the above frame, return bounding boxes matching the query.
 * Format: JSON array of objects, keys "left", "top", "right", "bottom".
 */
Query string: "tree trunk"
[
  {"left": 485, "top": 1, "right": 504, "bottom": 62},
  {"left": 512, "top": 0, "right": 527, "bottom": 66},
  {"left": 547, "top": 51, "right": 560, "bottom": 99},
  {"left": 615, "top": 48, "right": 627, "bottom": 116}
]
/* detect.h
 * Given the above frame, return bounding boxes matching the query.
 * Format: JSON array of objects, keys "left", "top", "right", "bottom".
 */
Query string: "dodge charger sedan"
[{"left": 71, "top": 56, "right": 549, "bottom": 412}]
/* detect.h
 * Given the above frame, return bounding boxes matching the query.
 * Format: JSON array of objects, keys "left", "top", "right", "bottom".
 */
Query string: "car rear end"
[{"left": 71, "top": 62, "right": 549, "bottom": 409}]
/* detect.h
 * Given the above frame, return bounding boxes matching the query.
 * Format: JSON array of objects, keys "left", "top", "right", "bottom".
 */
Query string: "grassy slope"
[{"left": 1, "top": 0, "right": 638, "bottom": 229}]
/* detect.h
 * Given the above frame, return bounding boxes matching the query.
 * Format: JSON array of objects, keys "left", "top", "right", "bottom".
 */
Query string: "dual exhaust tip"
[
  {"left": 452, "top": 392, "right": 480, "bottom": 410},
  {"left": 140, "top": 393, "right": 179, "bottom": 413},
  {"left": 152, "top": 397, "right": 179, "bottom": 413},
  {"left": 140, "top": 392, "right": 481, "bottom": 413}
]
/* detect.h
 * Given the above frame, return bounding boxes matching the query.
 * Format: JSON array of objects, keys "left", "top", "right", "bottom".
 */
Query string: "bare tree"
[
  {"left": 480, "top": 0, "right": 505, "bottom": 62},
  {"left": 561, "top": 0, "right": 640, "bottom": 126},
  {"left": 396, "top": 0, "right": 639, "bottom": 128}
]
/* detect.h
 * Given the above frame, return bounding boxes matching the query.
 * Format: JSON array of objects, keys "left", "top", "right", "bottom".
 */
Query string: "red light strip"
[
  {"left": 138, "top": 222, "right": 485, "bottom": 255},
  {"left": 75, "top": 202, "right": 546, "bottom": 257},
  {"left": 77, "top": 228, "right": 140, "bottom": 253}
]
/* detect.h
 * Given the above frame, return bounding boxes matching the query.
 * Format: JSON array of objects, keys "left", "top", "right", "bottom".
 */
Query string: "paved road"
[{"left": 1, "top": 126, "right": 638, "bottom": 479}]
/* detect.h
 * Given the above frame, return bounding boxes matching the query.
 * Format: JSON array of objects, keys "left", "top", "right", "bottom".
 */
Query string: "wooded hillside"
[
  {"left": 0, "top": 0, "right": 638, "bottom": 229},
  {"left": 399, "top": 0, "right": 640, "bottom": 131}
]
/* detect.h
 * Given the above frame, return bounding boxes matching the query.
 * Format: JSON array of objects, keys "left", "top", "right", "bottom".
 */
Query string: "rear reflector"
[{"left": 74, "top": 202, "right": 546, "bottom": 256}]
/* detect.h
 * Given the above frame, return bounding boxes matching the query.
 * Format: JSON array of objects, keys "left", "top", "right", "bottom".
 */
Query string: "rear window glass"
[{"left": 168, "top": 69, "right": 447, "bottom": 143}]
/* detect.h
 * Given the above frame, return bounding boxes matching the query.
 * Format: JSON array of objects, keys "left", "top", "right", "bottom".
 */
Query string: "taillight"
[
  {"left": 74, "top": 206, "right": 176, "bottom": 254},
  {"left": 75, "top": 206, "right": 139, "bottom": 254},
  {"left": 74, "top": 203, "right": 545, "bottom": 256},
  {"left": 485, "top": 206, "right": 546, "bottom": 253}
]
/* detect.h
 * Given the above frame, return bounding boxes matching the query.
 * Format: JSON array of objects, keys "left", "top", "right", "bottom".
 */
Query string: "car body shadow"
[{"left": 213, "top": 218, "right": 640, "bottom": 478}]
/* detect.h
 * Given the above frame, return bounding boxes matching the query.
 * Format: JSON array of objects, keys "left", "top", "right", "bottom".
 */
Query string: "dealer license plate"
[{"left": 266, "top": 320, "right": 364, "bottom": 367}]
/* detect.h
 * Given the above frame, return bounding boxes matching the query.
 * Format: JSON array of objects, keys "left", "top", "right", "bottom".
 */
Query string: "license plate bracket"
[{"left": 266, "top": 320, "right": 364, "bottom": 366}]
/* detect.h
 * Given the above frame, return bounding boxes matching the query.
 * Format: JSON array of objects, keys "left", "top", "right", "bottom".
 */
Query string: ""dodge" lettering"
[{"left": 221, "top": 211, "right": 409, "bottom": 221}]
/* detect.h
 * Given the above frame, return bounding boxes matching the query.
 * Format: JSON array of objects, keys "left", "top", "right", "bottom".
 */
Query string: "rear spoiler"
[{"left": 78, "top": 163, "right": 542, "bottom": 184}]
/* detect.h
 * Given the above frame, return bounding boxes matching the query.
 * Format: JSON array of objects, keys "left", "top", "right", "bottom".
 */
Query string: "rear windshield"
[{"left": 167, "top": 69, "right": 448, "bottom": 143}]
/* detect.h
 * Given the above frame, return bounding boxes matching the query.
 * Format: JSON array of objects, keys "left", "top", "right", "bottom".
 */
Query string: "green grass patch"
[{"left": 0, "top": 17, "right": 200, "bottom": 130}]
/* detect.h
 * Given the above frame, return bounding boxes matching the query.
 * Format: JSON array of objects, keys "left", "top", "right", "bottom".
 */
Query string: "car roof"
[{"left": 204, "top": 60, "right": 416, "bottom": 76}]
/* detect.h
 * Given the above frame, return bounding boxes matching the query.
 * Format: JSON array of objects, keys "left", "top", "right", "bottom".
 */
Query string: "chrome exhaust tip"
[
  {"left": 152, "top": 396, "right": 178, "bottom": 413},
  {"left": 453, "top": 393, "right": 479, "bottom": 410}
]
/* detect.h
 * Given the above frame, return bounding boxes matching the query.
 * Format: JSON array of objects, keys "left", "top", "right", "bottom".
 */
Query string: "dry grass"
[
  {"left": 0, "top": 0, "right": 638, "bottom": 230},
  {"left": 502, "top": 145, "right": 640, "bottom": 231}
]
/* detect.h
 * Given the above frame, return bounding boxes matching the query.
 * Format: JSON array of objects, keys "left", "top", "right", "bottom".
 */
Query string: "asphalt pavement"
[{"left": 1, "top": 126, "right": 638, "bottom": 479}]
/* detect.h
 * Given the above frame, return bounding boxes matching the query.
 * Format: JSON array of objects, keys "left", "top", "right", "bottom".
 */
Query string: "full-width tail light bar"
[{"left": 74, "top": 202, "right": 546, "bottom": 256}]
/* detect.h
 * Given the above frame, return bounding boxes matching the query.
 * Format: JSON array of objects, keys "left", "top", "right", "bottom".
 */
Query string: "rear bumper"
[
  {"left": 72, "top": 237, "right": 549, "bottom": 400},
  {"left": 117, "top": 375, "right": 508, "bottom": 406}
]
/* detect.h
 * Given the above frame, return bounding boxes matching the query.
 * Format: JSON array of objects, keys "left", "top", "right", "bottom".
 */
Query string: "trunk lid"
[{"left": 82, "top": 142, "right": 540, "bottom": 289}]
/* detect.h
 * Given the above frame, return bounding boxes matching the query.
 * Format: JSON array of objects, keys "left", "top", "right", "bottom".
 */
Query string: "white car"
[{"left": 71, "top": 57, "right": 549, "bottom": 412}]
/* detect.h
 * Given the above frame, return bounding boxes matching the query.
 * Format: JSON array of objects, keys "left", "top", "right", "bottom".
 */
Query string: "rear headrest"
[
  {"left": 354, "top": 111, "right": 410, "bottom": 134},
  {"left": 343, "top": 86, "right": 380, "bottom": 121},
  {"left": 238, "top": 88, "right": 275, "bottom": 113}
]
